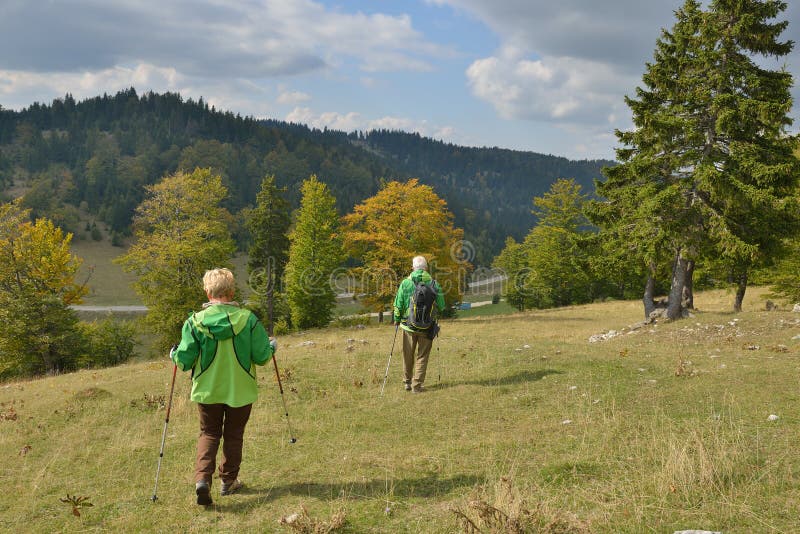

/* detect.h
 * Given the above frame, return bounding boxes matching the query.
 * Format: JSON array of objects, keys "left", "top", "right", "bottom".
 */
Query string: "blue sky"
[{"left": 1, "top": 0, "right": 798, "bottom": 160}]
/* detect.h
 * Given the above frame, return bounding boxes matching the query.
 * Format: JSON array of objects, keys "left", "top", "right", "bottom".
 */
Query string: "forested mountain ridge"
[{"left": 0, "top": 89, "right": 613, "bottom": 263}]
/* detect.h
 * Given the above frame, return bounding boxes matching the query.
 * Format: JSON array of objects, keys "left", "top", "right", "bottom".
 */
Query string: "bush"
[
  {"left": 273, "top": 318, "right": 290, "bottom": 336},
  {"left": 78, "top": 318, "right": 137, "bottom": 368},
  {"left": 492, "top": 293, "right": 501, "bottom": 305}
]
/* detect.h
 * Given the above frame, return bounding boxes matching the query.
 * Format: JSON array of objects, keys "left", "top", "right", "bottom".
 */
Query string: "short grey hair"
[{"left": 412, "top": 255, "right": 428, "bottom": 271}]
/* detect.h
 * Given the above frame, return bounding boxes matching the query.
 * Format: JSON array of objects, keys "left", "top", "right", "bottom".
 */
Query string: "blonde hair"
[{"left": 203, "top": 268, "right": 236, "bottom": 298}]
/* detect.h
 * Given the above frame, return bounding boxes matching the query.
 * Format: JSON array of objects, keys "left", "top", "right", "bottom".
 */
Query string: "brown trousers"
[
  {"left": 195, "top": 403, "right": 252, "bottom": 486},
  {"left": 402, "top": 329, "right": 433, "bottom": 388}
]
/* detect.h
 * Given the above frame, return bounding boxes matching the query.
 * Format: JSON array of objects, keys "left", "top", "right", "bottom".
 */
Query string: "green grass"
[
  {"left": 71, "top": 238, "right": 141, "bottom": 305},
  {"left": 4, "top": 288, "right": 800, "bottom": 532}
]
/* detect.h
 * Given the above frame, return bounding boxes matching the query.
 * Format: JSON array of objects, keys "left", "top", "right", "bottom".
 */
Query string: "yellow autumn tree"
[
  {"left": 0, "top": 201, "right": 88, "bottom": 376},
  {"left": 342, "top": 179, "right": 468, "bottom": 320},
  {"left": 116, "top": 168, "right": 236, "bottom": 351}
]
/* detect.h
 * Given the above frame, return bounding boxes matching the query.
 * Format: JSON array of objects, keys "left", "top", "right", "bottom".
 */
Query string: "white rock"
[
  {"left": 522, "top": 344, "right": 531, "bottom": 349},
  {"left": 793, "top": 303, "right": 800, "bottom": 313},
  {"left": 561, "top": 419, "right": 572, "bottom": 425},
  {"left": 569, "top": 385, "right": 577, "bottom": 390},
  {"left": 280, "top": 513, "right": 299, "bottom": 524},
  {"left": 768, "top": 414, "right": 779, "bottom": 421}
]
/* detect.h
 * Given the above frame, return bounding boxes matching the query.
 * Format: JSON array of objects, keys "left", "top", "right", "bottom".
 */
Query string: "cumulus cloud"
[
  {"left": 466, "top": 47, "right": 632, "bottom": 125},
  {"left": 0, "top": 0, "right": 449, "bottom": 79}
]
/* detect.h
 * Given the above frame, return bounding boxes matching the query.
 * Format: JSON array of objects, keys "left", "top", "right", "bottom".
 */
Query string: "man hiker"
[
  {"left": 392, "top": 255, "right": 446, "bottom": 393},
  {"left": 171, "top": 268, "right": 276, "bottom": 506}
]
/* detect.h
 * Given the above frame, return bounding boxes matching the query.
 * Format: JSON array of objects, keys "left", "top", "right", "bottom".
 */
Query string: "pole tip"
[
  {"left": 289, "top": 437, "right": 297, "bottom": 444},
  {"left": 151, "top": 495, "right": 158, "bottom": 502}
]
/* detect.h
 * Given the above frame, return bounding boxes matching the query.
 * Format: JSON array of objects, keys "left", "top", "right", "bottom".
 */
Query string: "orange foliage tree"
[{"left": 342, "top": 179, "right": 469, "bottom": 320}]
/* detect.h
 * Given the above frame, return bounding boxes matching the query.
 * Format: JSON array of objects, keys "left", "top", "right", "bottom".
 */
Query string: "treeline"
[
  {"left": 0, "top": 170, "right": 467, "bottom": 378},
  {"left": 0, "top": 89, "right": 611, "bottom": 261}
]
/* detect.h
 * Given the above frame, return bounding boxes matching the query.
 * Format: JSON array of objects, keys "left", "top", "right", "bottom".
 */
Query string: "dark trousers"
[{"left": 195, "top": 403, "right": 252, "bottom": 485}]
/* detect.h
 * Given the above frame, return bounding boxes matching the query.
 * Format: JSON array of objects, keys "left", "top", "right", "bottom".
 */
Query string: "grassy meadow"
[{"left": 2, "top": 288, "right": 800, "bottom": 532}]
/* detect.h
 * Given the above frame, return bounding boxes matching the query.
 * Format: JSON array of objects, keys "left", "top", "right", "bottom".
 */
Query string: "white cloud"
[
  {"left": 0, "top": 64, "right": 183, "bottom": 105},
  {"left": 0, "top": 0, "right": 449, "bottom": 78},
  {"left": 284, "top": 106, "right": 458, "bottom": 144},
  {"left": 466, "top": 47, "right": 631, "bottom": 125}
]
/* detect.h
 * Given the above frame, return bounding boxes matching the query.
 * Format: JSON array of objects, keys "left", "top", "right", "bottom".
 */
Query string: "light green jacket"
[
  {"left": 172, "top": 303, "right": 272, "bottom": 407},
  {"left": 392, "top": 269, "right": 446, "bottom": 333}
]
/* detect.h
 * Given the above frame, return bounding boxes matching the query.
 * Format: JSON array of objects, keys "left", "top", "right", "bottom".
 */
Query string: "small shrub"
[
  {"left": 491, "top": 293, "right": 501, "bottom": 305},
  {"left": 274, "top": 318, "right": 291, "bottom": 336}
]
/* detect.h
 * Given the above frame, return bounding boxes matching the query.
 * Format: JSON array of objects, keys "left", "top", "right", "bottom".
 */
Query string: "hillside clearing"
[{"left": 2, "top": 288, "right": 800, "bottom": 532}]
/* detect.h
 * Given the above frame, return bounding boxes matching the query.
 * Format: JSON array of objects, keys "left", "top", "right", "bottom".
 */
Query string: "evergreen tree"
[
  {"left": 595, "top": 0, "right": 798, "bottom": 318},
  {"left": 284, "top": 175, "right": 344, "bottom": 329},
  {"left": 0, "top": 201, "right": 88, "bottom": 377},
  {"left": 116, "top": 168, "right": 236, "bottom": 351},
  {"left": 244, "top": 175, "right": 291, "bottom": 334}
]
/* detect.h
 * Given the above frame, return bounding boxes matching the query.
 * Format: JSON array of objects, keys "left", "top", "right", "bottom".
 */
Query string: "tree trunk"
[
  {"left": 667, "top": 250, "right": 688, "bottom": 320},
  {"left": 378, "top": 310, "right": 384, "bottom": 324},
  {"left": 733, "top": 270, "right": 747, "bottom": 312},
  {"left": 643, "top": 261, "right": 656, "bottom": 319},
  {"left": 682, "top": 260, "right": 694, "bottom": 309}
]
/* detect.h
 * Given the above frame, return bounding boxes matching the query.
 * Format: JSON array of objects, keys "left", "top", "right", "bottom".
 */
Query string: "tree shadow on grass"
[
  {"left": 429, "top": 368, "right": 563, "bottom": 391},
  {"left": 215, "top": 472, "right": 483, "bottom": 512}
]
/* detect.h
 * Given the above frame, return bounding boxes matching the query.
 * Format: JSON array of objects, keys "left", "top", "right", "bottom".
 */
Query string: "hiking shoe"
[
  {"left": 220, "top": 479, "right": 243, "bottom": 496},
  {"left": 404, "top": 382, "right": 412, "bottom": 391},
  {"left": 412, "top": 385, "right": 425, "bottom": 393},
  {"left": 196, "top": 481, "right": 213, "bottom": 506}
]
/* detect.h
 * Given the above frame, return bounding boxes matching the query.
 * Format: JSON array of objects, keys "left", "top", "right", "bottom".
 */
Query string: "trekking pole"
[
  {"left": 380, "top": 322, "right": 400, "bottom": 396},
  {"left": 271, "top": 353, "right": 297, "bottom": 444},
  {"left": 151, "top": 363, "right": 178, "bottom": 502}
]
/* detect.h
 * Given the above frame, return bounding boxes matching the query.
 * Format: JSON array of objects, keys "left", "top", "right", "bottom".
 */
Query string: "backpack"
[{"left": 407, "top": 279, "right": 437, "bottom": 330}]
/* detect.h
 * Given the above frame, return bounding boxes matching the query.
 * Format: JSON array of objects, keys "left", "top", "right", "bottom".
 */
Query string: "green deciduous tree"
[
  {"left": 494, "top": 179, "right": 595, "bottom": 310},
  {"left": 595, "top": 0, "right": 799, "bottom": 319},
  {"left": 117, "top": 168, "right": 236, "bottom": 351},
  {"left": 342, "top": 179, "right": 467, "bottom": 320},
  {"left": 0, "top": 201, "right": 88, "bottom": 377},
  {"left": 244, "top": 175, "right": 291, "bottom": 335},
  {"left": 284, "top": 175, "right": 344, "bottom": 329}
]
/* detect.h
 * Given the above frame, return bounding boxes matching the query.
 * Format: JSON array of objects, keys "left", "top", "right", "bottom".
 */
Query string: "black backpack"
[{"left": 407, "top": 279, "right": 437, "bottom": 330}]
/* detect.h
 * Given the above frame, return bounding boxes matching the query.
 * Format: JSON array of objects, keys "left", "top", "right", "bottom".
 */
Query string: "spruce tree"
[
  {"left": 595, "top": 0, "right": 798, "bottom": 318},
  {"left": 245, "top": 175, "right": 291, "bottom": 334},
  {"left": 284, "top": 175, "right": 344, "bottom": 329}
]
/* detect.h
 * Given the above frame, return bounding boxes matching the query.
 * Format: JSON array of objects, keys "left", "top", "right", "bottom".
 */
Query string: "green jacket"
[
  {"left": 172, "top": 303, "right": 272, "bottom": 407},
  {"left": 392, "top": 269, "right": 446, "bottom": 333}
]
